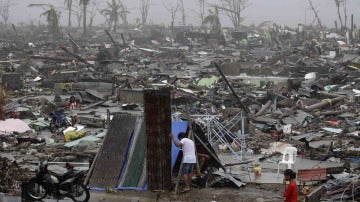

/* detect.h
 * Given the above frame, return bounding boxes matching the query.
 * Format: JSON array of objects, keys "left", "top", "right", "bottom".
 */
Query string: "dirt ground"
[{"left": 90, "top": 183, "right": 290, "bottom": 202}]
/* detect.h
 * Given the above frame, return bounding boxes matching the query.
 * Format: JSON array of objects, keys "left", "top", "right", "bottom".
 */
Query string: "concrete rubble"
[{"left": 0, "top": 23, "right": 360, "bottom": 201}]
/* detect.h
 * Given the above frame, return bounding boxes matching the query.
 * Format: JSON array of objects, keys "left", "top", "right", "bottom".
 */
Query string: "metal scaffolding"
[{"left": 198, "top": 112, "right": 248, "bottom": 161}]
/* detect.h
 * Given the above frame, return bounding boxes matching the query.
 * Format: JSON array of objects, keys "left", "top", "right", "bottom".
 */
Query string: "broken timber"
[
  {"left": 105, "top": 29, "right": 120, "bottom": 53},
  {"left": 59, "top": 46, "right": 95, "bottom": 68},
  {"left": 30, "top": 55, "right": 74, "bottom": 62},
  {"left": 255, "top": 100, "right": 272, "bottom": 116}
]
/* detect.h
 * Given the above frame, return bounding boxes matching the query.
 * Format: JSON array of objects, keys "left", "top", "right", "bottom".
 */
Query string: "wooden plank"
[{"left": 305, "top": 185, "right": 326, "bottom": 202}]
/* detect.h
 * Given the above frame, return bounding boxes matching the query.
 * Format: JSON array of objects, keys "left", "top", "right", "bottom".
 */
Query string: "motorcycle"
[
  {"left": 49, "top": 108, "right": 71, "bottom": 133},
  {"left": 25, "top": 161, "right": 90, "bottom": 202}
]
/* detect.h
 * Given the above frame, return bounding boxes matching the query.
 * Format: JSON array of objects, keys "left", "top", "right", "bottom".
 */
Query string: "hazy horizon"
[{"left": 6, "top": 0, "right": 360, "bottom": 29}]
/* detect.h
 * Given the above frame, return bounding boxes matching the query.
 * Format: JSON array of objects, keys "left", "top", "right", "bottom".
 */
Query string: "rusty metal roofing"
[{"left": 144, "top": 89, "right": 172, "bottom": 191}]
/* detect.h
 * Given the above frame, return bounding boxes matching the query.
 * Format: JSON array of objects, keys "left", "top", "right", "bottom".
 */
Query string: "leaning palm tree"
[
  {"left": 28, "top": 4, "right": 62, "bottom": 39},
  {"left": 64, "top": 0, "right": 73, "bottom": 27},
  {"left": 79, "top": 0, "right": 90, "bottom": 35},
  {"left": 204, "top": 7, "right": 221, "bottom": 34}
]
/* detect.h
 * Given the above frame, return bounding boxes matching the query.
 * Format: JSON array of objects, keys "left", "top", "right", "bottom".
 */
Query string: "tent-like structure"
[
  {"left": 87, "top": 113, "right": 225, "bottom": 190},
  {"left": 88, "top": 113, "right": 147, "bottom": 190}
]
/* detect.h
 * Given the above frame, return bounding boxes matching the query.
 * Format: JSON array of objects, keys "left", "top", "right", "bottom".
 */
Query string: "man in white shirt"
[{"left": 170, "top": 132, "right": 196, "bottom": 192}]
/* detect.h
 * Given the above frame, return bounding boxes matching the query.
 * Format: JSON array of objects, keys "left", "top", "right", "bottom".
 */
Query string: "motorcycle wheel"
[
  {"left": 70, "top": 183, "right": 90, "bottom": 202},
  {"left": 49, "top": 119, "right": 57, "bottom": 133},
  {"left": 26, "top": 181, "right": 47, "bottom": 200}
]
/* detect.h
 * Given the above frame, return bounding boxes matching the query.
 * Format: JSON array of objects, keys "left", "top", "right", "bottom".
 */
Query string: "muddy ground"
[{"left": 91, "top": 183, "right": 290, "bottom": 202}]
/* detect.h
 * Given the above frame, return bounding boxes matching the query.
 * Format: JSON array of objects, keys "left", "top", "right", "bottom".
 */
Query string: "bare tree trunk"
[
  {"left": 307, "top": 0, "right": 322, "bottom": 28},
  {"left": 217, "top": 0, "right": 250, "bottom": 30},
  {"left": 337, "top": 4, "right": 343, "bottom": 28},
  {"left": 77, "top": 14, "right": 82, "bottom": 28},
  {"left": 0, "top": 0, "right": 11, "bottom": 28},
  {"left": 178, "top": 0, "right": 186, "bottom": 25},
  {"left": 113, "top": 18, "right": 118, "bottom": 33},
  {"left": 140, "top": 0, "right": 150, "bottom": 26},
  {"left": 199, "top": 0, "right": 205, "bottom": 27},
  {"left": 335, "top": 20, "right": 338, "bottom": 31},
  {"left": 164, "top": 2, "right": 178, "bottom": 35},
  {"left": 68, "top": 3, "right": 72, "bottom": 27},
  {"left": 343, "top": 0, "right": 347, "bottom": 28},
  {"left": 83, "top": 3, "right": 87, "bottom": 35}
]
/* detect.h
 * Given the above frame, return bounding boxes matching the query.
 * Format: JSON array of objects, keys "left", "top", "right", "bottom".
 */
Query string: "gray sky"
[{"left": 8, "top": 0, "right": 360, "bottom": 28}]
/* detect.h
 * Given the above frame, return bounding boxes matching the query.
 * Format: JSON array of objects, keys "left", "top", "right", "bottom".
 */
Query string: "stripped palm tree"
[
  {"left": 79, "top": 0, "right": 90, "bottom": 35},
  {"left": 64, "top": 0, "right": 73, "bottom": 27},
  {"left": 334, "top": 0, "right": 347, "bottom": 29},
  {"left": 204, "top": 7, "right": 221, "bottom": 34},
  {"left": 101, "top": 0, "right": 121, "bottom": 32},
  {"left": 28, "top": 4, "right": 62, "bottom": 39}
]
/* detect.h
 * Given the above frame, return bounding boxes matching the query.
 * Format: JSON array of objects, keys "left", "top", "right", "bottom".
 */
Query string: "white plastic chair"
[{"left": 277, "top": 146, "right": 297, "bottom": 177}]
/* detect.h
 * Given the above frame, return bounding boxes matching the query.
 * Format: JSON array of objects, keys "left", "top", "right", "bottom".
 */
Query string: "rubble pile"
[
  {"left": 0, "top": 157, "right": 30, "bottom": 194},
  {"left": 321, "top": 174, "right": 360, "bottom": 201},
  {"left": 0, "top": 23, "right": 360, "bottom": 200}
]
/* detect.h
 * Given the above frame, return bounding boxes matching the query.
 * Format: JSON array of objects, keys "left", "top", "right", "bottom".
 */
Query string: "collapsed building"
[{"left": 0, "top": 22, "right": 359, "bottom": 201}]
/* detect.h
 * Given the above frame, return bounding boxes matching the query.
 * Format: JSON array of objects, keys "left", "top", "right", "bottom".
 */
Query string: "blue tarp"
[{"left": 171, "top": 121, "right": 188, "bottom": 169}]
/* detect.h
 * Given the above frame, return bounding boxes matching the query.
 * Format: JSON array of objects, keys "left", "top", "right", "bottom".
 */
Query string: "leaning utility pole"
[{"left": 214, "top": 63, "right": 250, "bottom": 113}]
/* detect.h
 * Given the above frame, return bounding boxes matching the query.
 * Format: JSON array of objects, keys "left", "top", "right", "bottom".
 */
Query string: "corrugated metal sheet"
[
  {"left": 89, "top": 113, "right": 137, "bottom": 188},
  {"left": 144, "top": 89, "right": 172, "bottom": 191},
  {"left": 206, "top": 167, "right": 223, "bottom": 187},
  {"left": 118, "top": 116, "right": 147, "bottom": 188}
]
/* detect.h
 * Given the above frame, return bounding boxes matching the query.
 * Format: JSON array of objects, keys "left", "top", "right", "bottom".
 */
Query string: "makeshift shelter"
[
  {"left": 88, "top": 113, "right": 147, "bottom": 190},
  {"left": 87, "top": 112, "right": 227, "bottom": 190}
]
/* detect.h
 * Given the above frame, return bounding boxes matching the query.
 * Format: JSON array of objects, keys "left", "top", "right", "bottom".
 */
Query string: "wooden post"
[
  {"left": 351, "top": 14, "right": 354, "bottom": 43},
  {"left": 121, "top": 33, "right": 126, "bottom": 45},
  {"left": 335, "top": 21, "right": 338, "bottom": 32},
  {"left": 105, "top": 29, "right": 120, "bottom": 53}
]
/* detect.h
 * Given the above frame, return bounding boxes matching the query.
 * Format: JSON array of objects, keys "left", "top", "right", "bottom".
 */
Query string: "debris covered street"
[{"left": 0, "top": 0, "right": 360, "bottom": 202}]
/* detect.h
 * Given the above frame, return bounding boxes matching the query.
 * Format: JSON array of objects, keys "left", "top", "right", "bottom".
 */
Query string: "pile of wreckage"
[{"left": 0, "top": 23, "right": 359, "bottom": 200}]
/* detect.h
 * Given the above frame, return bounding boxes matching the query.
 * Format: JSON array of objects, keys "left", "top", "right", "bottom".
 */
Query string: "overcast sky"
[{"left": 7, "top": 0, "right": 360, "bottom": 28}]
